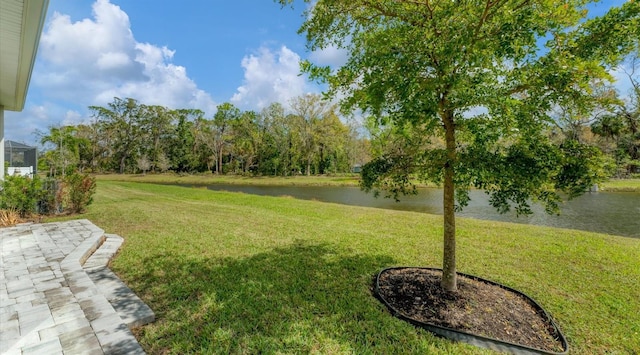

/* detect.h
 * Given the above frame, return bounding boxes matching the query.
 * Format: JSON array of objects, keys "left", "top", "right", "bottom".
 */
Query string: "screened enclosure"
[{"left": 4, "top": 140, "right": 37, "bottom": 177}]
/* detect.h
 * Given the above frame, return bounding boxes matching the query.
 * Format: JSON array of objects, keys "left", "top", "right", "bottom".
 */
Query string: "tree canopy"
[
  {"left": 39, "top": 96, "right": 368, "bottom": 177},
  {"left": 278, "top": 0, "right": 640, "bottom": 291}
]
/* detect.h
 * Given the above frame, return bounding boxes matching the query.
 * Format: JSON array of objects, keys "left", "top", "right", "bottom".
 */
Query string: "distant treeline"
[
  {"left": 37, "top": 95, "right": 371, "bottom": 176},
  {"left": 35, "top": 89, "right": 638, "bottom": 179}
]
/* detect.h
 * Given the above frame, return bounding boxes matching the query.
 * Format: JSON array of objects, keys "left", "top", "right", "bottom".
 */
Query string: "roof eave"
[{"left": 4, "top": 0, "right": 49, "bottom": 112}]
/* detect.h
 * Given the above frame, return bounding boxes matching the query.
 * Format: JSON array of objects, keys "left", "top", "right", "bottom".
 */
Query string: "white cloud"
[
  {"left": 231, "top": 46, "right": 313, "bottom": 110},
  {"left": 62, "top": 110, "right": 84, "bottom": 126},
  {"left": 34, "top": 0, "right": 216, "bottom": 113},
  {"left": 96, "top": 52, "right": 132, "bottom": 71},
  {"left": 309, "top": 45, "right": 348, "bottom": 68},
  {"left": 305, "top": 0, "right": 348, "bottom": 68},
  {"left": 4, "top": 104, "right": 68, "bottom": 145}
]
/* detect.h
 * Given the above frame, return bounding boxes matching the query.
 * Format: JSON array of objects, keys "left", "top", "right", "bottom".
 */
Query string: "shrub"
[
  {"left": 64, "top": 173, "right": 97, "bottom": 213},
  {"left": 1, "top": 172, "right": 97, "bottom": 217},
  {"left": 0, "top": 175, "right": 42, "bottom": 217},
  {"left": 38, "top": 178, "right": 65, "bottom": 215}
]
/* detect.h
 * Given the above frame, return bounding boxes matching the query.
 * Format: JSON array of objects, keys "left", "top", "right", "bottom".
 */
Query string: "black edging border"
[{"left": 375, "top": 267, "right": 569, "bottom": 355}]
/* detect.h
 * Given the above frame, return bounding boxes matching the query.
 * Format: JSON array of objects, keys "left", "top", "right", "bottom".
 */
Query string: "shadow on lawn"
[{"left": 125, "top": 241, "right": 461, "bottom": 354}]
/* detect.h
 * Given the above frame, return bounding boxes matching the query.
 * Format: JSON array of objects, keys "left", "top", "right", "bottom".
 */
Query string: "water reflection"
[{"left": 201, "top": 185, "right": 639, "bottom": 238}]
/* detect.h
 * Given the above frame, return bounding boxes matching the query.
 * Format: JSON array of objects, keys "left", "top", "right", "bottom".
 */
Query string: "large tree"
[
  {"left": 259, "top": 102, "right": 293, "bottom": 175},
  {"left": 139, "top": 105, "right": 176, "bottom": 171},
  {"left": 169, "top": 109, "right": 201, "bottom": 172},
  {"left": 90, "top": 98, "right": 145, "bottom": 174},
  {"left": 37, "top": 125, "right": 84, "bottom": 176},
  {"left": 592, "top": 55, "right": 640, "bottom": 176},
  {"left": 212, "top": 103, "right": 241, "bottom": 174},
  {"left": 290, "top": 94, "right": 338, "bottom": 175},
  {"left": 231, "top": 110, "right": 261, "bottom": 174},
  {"left": 279, "top": 0, "right": 640, "bottom": 291}
]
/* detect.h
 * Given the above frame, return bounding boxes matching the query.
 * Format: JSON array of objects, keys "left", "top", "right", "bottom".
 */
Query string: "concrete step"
[
  {"left": 83, "top": 234, "right": 155, "bottom": 329},
  {"left": 85, "top": 266, "right": 155, "bottom": 329},
  {"left": 83, "top": 234, "right": 123, "bottom": 269}
]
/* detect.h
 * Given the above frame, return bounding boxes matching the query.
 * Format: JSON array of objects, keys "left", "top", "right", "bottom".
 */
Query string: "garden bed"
[{"left": 375, "top": 267, "right": 568, "bottom": 354}]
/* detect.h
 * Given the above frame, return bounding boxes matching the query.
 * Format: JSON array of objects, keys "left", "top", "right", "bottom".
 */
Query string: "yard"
[{"left": 53, "top": 180, "right": 640, "bottom": 354}]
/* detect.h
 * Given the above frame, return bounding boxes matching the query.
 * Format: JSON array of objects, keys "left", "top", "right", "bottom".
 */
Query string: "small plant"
[
  {"left": 0, "top": 209, "right": 22, "bottom": 227},
  {"left": 0, "top": 175, "right": 42, "bottom": 217},
  {"left": 64, "top": 173, "right": 97, "bottom": 213}
]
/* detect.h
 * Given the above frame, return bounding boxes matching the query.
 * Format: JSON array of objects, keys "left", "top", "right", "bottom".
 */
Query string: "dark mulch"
[{"left": 376, "top": 268, "right": 564, "bottom": 353}]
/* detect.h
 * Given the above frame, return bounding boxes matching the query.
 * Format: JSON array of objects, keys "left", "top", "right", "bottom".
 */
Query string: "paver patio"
[{"left": 0, "top": 219, "right": 154, "bottom": 355}]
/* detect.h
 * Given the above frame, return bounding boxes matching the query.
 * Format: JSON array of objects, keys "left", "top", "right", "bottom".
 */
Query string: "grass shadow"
[{"left": 121, "top": 241, "right": 468, "bottom": 354}]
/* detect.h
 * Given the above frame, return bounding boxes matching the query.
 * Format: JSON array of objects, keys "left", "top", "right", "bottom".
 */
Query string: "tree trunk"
[
  {"left": 287, "top": 137, "right": 291, "bottom": 176},
  {"left": 216, "top": 147, "right": 223, "bottom": 175},
  {"left": 119, "top": 154, "right": 127, "bottom": 174},
  {"left": 442, "top": 109, "right": 457, "bottom": 292},
  {"left": 319, "top": 145, "right": 325, "bottom": 175}
]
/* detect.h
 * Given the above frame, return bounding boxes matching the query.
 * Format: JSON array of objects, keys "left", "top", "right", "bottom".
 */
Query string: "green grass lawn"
[
  {"left": 56, "top": 180, "right": 640, "bottom": 354},
  {"left": 94, "top": 173, "right": 363, "bottom": 187},
  {"left": 600, "top": 178, "right": 640, "bottom": 192},
  {"left": 95, "top": 173, "right": 640, "bottom": 193}
]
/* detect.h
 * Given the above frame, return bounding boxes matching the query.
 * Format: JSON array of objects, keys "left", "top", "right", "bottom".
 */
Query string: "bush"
[
  {"left": 38, "top": 178, "right": 65, "bottom": 215},
  {"left": 64, "top": 173, "right": 97, "bottom": 213},
  {"left": 0, "top": 175, "right": 42, "bottom": 217},
  {"left": 1, "top": 172, "right": 97, "bottom": 217}
]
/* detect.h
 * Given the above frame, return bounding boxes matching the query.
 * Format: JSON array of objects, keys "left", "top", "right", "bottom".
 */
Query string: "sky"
[{"left": 5, "top": 0, "right": 631, "bottom": 146}]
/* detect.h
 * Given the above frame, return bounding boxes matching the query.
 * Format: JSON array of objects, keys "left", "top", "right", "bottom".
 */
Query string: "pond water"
[{"left": 198, "top": 184, "right": 639, "bottom": 238}]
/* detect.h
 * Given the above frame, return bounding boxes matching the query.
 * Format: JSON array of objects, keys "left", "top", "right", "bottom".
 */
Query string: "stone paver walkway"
[{"left": 0, "top": 219, "right": 154, "bottom": 354}]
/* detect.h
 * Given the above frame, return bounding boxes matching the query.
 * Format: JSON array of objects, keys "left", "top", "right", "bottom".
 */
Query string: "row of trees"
[
  {"left": 37, "top": 95, "right": 370, "bottom": 176},
  {"left": 36, "top": 78, "right": 639, "bottom": 180},
  {"left": 365, "top": 72, "right": 640, "bottom": 182}
]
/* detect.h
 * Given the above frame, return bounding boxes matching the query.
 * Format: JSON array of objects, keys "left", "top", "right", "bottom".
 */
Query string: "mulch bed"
[{"left": 376, "top": 268, "right": 565, "bottom": 353}]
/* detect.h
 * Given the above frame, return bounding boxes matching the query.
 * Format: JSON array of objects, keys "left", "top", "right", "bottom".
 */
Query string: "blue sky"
[
  {"left": 6, "top": 0, "right": 632, "bottom": 145},
  {"left": 7, "top": 0, "right": 336, "bottom": 145}
]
